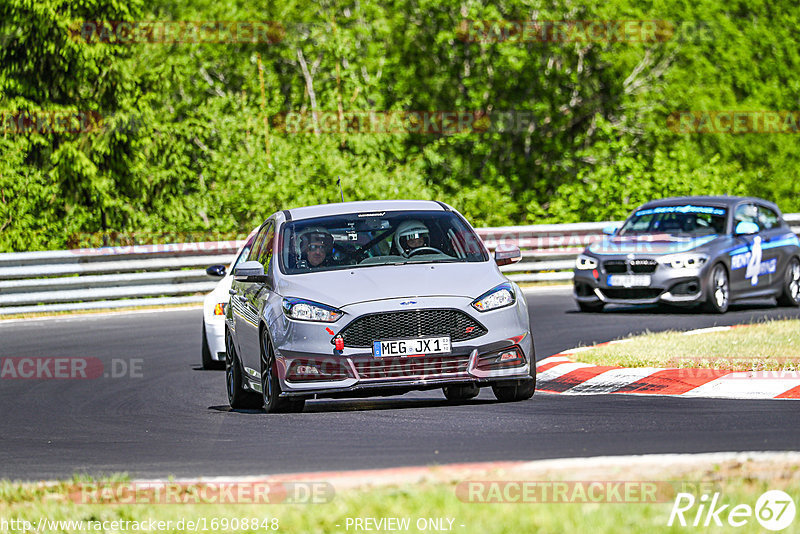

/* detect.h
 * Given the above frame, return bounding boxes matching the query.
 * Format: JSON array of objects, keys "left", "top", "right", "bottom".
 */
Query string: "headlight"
[
  {"left": 575, "top": 254, "right": 598, "bottom": 270},
  {"left": 282, "top": 298, "right": 343, "bottom": 322},
  {"left": 658, "top": 254, "right": 708, "bottom": 269},
  {"left": 471, "top": 282, "right": 516, "bottom": 312},
  {"left": 213, "top": 302, "right": 226, "bottom": 316}
]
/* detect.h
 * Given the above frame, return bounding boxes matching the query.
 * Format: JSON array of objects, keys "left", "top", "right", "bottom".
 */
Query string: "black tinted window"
[
  {"left": 248, "top": 222, "right": 271, "bottom": 262},
  {"left": 757, "top": 206, "right": 780, "bottom": 230},
  {"left": 734, "top": 203, "right": 759, "bottom": 228},
  {"left": 259, "top": 223, "right": 275, "bottom": 268}
]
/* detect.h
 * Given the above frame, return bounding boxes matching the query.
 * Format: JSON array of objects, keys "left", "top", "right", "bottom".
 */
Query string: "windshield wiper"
[{"left": 402, "top": 258, "right": 464, "bottom": 264}]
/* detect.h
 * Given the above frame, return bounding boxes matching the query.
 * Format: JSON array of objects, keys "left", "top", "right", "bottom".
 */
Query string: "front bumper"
[
  {"left": 573, "top": 264, "right": 707, "bottom": 306},
  {"left": 264, "top": 295, "right": 534, "bottom": 398}
]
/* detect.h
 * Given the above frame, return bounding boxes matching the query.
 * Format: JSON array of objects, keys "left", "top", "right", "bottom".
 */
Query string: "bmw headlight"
[
  {"left": 575, "top": 254, "right": 599, "bottom": 270},
  {"left": 658, "top": 253, "right": 708, "bottom": 269},
  {"left": 282, "top": 298, "right": 343, "bottom": 322},
  {"left": 471, "top": 282, "right": 516, "bottom": 312}
]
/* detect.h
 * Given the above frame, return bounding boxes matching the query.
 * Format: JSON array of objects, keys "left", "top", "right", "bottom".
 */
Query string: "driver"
[
  {"left": 298, "top": 227, "right": 334, "bottom": 268},
  {"left": 393, "top": 220, "right": 430, "bottom": 257}
]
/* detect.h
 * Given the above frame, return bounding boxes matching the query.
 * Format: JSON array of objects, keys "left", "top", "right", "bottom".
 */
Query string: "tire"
[
  {"left": 776, "top": 257, "right": 800, "bottom": 307},
  {"left": 492, "top": 368, "right": 536, "bottom": 402},
  {"left": 442, "top": 384, "right": 480, "bottom": 401},
  {"left": 577, "top": 301, "right": 605, "bottom": 313},
  {"left": 225, "top": 329, "right": 262, "bottom": 409},
  {"left": 261, "top": 329, "right": 304, "bottom": 414},
  {"left": 704, "top": 263, "right": 730, "bottom": 314},
  {"left": 202, "top": 322, "right": 224, "bottom": 370}
]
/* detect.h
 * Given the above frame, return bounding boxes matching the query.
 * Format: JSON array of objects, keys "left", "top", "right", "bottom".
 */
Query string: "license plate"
[
  {"left": 373, "top": 337, "right": 451, "bottom": 357},
  {"left": 607, "top": 274, "right": 651, "bottom": 287}
]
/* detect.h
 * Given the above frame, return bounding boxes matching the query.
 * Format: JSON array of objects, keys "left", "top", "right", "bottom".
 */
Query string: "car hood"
[
  {"left": 587, "top": 234, "right": 720, "bottom": 256},
  {"left": 274, "top": 262, "right": 505, "bottom": 308}
]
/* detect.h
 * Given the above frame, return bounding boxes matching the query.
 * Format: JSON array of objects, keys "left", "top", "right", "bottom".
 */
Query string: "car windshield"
[
  {"left": 618, "top": 205, "right": 727, "bottom": 237},
  {"left": 279, "top": 210, "right": 488, "bottom": 274}
]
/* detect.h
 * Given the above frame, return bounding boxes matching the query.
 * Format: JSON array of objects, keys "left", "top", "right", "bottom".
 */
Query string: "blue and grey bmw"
[
  {"left": 225, "top": 200, "right": 535, "bottom": 412},
  {"left": 574, "top": 196, "right": 800, "bottom": 313}
]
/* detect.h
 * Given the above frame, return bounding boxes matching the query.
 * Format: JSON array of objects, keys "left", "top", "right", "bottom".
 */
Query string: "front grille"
[
  {"left": 603, "top": 260, "right": 627, "bottom": 274},
  {"left": 601, "top": 288, "right": 663, "bottom": 300},
  {"left": 338, "top": 309, "right": 487, "bottom": 348},
  {"left": 354, "top": 355, "right": 471, "bottom": 379},
  {"left": 603, "top": 259, "right": 658, "bottom": 274}
]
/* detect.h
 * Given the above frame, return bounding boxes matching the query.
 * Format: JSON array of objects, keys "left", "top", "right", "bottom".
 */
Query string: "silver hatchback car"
[{"left": 225, "top": 200, "right": 535, "bottom": 412}]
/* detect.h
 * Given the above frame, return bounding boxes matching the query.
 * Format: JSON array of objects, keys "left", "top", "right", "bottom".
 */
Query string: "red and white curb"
[{"left": 536, "top": 326, "right": 800, "bottom": 399}]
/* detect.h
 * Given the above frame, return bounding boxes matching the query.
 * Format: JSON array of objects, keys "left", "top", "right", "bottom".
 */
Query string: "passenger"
[{"left": 393, "top": 220, "right": 430, "bottom": 257}]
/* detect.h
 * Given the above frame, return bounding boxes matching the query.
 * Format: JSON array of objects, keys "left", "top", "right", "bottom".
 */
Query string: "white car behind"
[{"left": 202, "top": 230, "right": 258, "bottom": 369}]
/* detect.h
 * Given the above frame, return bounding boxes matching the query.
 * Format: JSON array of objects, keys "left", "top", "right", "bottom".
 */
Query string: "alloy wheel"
[
  {"left": 789, "top": 260, "right": 800, "bottom": 301},
  {"left": 713, "top": 266, "right": 729, "bottom": 309},
  {"left": 261, "top": 330, "right": 275, "bottom": 409}
]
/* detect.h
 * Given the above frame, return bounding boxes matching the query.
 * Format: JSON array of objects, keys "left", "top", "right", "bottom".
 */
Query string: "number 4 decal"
[{"left": 745, "top": 236, "right": 763, "bottom": 286}]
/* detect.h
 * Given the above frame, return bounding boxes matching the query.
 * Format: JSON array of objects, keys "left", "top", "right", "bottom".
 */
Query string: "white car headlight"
[
  {"left": 282, "top": 298, "right": 343, "bottom": 322},
  {"left": 575, "top": 254, "right": 599, "bottom": 270},
  {"left": 471, "top": 282, "right": 516, "bottom": 312},
  {"left": 658, "top": 254, "right": 708, "bottom": 269}
]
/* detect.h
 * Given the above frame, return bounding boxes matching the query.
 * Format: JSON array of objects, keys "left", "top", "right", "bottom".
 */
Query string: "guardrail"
[
  {"left": 0, "top": 243, "right": 241, "bottom": 315},
  {"left": 1, "top": 215, "right": 798, "bottom": 315}
]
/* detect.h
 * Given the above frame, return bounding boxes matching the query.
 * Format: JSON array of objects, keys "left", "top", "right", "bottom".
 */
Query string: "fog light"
[
  {"left": 476, "top": 345, "right": 525, "bottom": 370},
  {"left": 296, "top": 365, "right": 321, "bottom": 376},
  {"left": 499, "top": 349, "right": 520, "bottom": 362},
  {"left": 287, "top": 359, "right": 350, "bottom": 381}
]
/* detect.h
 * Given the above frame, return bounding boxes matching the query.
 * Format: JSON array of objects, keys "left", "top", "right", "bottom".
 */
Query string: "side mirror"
[
  {"left": 734, "top": 221, "right": 759, "bottom": 235},
  {"left": 205, "top": 264, "right": 226, "bottom": 277},
  {"left": 234, "top": 260, "right": 267, "bottom": 282},
  {"left": 494, "top": 245, "right": 522, "bottom": 267},
  {"left": 602, "top": 225, "right": 618, "bottom": 236}
]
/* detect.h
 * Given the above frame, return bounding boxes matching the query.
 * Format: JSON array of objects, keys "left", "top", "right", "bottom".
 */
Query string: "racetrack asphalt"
[{"left": 1, "top": 288, "right": 799, "bottom": 480}]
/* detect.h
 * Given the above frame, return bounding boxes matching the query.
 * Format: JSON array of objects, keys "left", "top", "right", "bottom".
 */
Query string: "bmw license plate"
[
  {"left": 373, "top": 337, "right": 451, "bottom": 357},
  {"left": 607, "top": 274, "right": 651, "bottom": 287}
]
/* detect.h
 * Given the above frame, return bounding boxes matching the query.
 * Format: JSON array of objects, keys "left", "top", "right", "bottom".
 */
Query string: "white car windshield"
[
  {"left": 279, "top": 210, "right": 488, "bottom": 274},
  {"left": 618, "top": 205, "right": 727, "bottom": 237}
]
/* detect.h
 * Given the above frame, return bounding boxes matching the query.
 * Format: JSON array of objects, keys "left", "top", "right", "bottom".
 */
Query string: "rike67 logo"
[{"left": 668, "top": 490, "right": 796, "bottom": 531}]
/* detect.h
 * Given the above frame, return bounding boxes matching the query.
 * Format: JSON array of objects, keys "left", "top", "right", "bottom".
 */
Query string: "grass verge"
[
  {"left": 568, "top": 319, "right": 800, "bottom": 371},
  {"left": 1, "top": 458, "right": 798, "bottom": 533}
]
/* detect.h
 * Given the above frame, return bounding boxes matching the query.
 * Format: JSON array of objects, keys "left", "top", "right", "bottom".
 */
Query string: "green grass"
[
  {"left": 569, "top": 319, "right": 800, "bottom": 371},
  {"left": 1, "top": 465, "right": 797, "bottom": 534}
]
